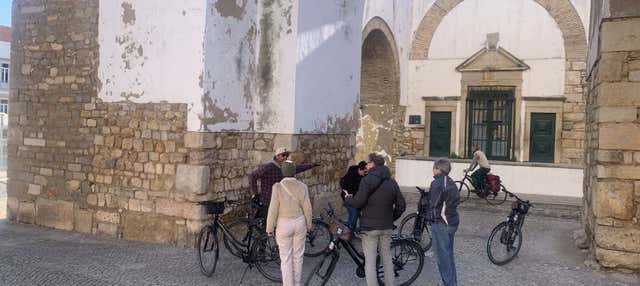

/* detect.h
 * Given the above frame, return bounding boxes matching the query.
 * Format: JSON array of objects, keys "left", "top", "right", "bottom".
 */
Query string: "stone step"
[{"left": 400, "top": 187, "right": 582, "bottom": 220}]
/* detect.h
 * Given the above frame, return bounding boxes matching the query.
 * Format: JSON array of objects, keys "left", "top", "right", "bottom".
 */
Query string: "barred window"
[{"left": 466, "top": 86, "right": 515, "bottom": 161}]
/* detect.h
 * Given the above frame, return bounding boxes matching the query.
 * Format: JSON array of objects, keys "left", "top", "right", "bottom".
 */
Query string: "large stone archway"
[
  {"left": 357, "top": 17, "right": 401, "bottom": 164},
  {"left": 409, "top": 0, "right": 588, "bottom": 165}
]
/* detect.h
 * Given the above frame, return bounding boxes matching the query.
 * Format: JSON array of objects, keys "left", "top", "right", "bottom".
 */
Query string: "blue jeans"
[
  {"left": 431, "top": 223, "right": 458, "bottom": 286},
  {"left": 346, "top": 206, "right": 359, "bottom": 230}
]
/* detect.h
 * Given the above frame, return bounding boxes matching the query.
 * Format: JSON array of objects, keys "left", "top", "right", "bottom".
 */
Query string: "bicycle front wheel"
[
  {"left": 485, "top": 184, "right": 508, "bottom": 205},
  {"left": 455, "top": 181, "right": 471, "bottom": 203},
  {"left": 304, "top": 248, "right": 340, "bottom": 286},
  {"left": 253, "top": 235, "right": 283, "bottom": 282},
  {"left": 398, "top": 213, "right": 431, "bottom": 252},
  {"left": 487, "top": 221, "right": 523, "bottom": 265},
  {"left": 196, "top": 225, "right": 219, "bottom": 277},
  {"left": 305, "top": 220, "right": 333, "bottom": 257},
  {"left": 377, "top": 239, "right": 424, "bottom": 286}
]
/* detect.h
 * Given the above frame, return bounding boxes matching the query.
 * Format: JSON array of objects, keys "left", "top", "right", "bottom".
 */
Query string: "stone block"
[
  {"left": 596, "top": 52, "right": 626, "bottom": 82},
  {"left": 65, "top": 180, "right": 81, "bottom": 191},
  {"left": 601, "top": 18, "right": 640, "bottom": 52},
  {"left": 97, "top": 223, "right": 118, "bottom": 236},
  {"left": 74, "top": 209, "right": 93, "bottom": 234},
  {"left": 597, "top": 82, "right": 640, "bottom": 106},
  {"left": 597, "top": 165, "right": 640, "bottom": 180},
  {"left": 595, "top": 247, "right": 640, "bottom": 270},
  {"left": 595, "top": 181, "right": 635, "bottom": 220},
  {"left": 94, "top": 210, "right": 120, "bottom": 224},
  {"left": 24, "top": 138, "right": 46, "bottom": 147},
  {"left": 35, "top": 198, "right": 74, "bottom": 231},
  {"left": 629, "top": 71, "right": 640, "bottom": 82},
  {"left": 636, "top": 181, "right": 640, "bottom": 198},
  {"left": 123, "top": 212, "right": 177, "bottom": 244},
  {"left": 6, "top": 197, "right": 18, "bottom": 220},
  {"left": 27, "top": 184, "right": 41, "bottom": 195},
  {"left": 599, "top": 123, "right": 640, "bottom": 151},
  {"left": 273, "top": 134, "right": 297, "bottom": 152},
  {"left": 155, "top": 199, "right": 205, "bottom": 220},
  {"left": 184, "top": 132, "right": 217, "bottom": 149},
  {"left": 597, "top": 107, "right": 637, "bottom": 123},
  {"left": 175, "top": 164, "right": 210, "bottom": 195},
  {"left": 17, "top": 202, "right": 36, "bottom": 224},
  {"left": 595, "top": 225, "right": 640, "bottom": 253}
]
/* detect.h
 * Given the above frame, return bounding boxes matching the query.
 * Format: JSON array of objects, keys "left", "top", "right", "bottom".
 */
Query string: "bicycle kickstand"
[{"left": 239, "top": 264, "right": 251, "bottom": 284}]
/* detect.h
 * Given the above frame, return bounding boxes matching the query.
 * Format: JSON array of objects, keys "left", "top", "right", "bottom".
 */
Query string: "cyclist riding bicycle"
[{"left": 463, "top": 146, "right": 491, "bottom": 191}]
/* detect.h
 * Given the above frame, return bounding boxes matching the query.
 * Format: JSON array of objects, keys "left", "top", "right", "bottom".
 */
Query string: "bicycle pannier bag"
[{"left": 487, "top": 174, "right": 501, "bottom": 193}]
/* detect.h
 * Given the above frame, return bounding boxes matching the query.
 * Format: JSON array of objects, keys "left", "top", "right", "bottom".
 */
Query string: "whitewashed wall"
[
  {"left": 407, "top": 0, "right": 567, "bottom": 118},
  {"left": 98, "top": 0, "right": 206, "bottom": 131},
  {"left": 203, "top": 0, "right": 257, "bottom": 131},
  {"left": 293, "top": 0, "right": 364, "bottom": 133},
  {"left": 0, "top": 41, "right": 9, "bottom": 60},
  {"left": 396, "top": 158, "right": 584, "bottom": 197}
]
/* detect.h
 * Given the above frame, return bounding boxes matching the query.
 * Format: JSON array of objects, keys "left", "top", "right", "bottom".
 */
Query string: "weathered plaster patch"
[
  {"left": 215, "top": 0, "right": 247, "bottom": 20},
  {"left": 121, "top": 2, "right": 136, "bottom": 26},
  {"left": 201, "top": 94, "right": 240, "bottom": 127},
  {"left": 256, "top": 0, "right": 277, "bottom": 130}
]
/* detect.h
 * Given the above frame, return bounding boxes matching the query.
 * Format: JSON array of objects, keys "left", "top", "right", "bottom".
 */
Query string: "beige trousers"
[{"left": 275, "top": 216, "right": 307, "bottom": 286}]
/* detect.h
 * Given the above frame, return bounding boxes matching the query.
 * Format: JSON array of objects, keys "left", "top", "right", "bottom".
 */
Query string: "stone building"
[
  {"left": 583, "top": 0, "right": 640, "bottom": 271},
  {"left": 4, "top": 0, "right": 639, "bottom": 272}
]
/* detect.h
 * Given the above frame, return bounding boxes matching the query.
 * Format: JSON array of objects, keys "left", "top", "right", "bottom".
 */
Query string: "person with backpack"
[
  {"left": 344, "top": 153, "right": 406, "bottom": 286},
  {"left": 266, "top": 160, "right": 313, "bottom": 286},
  {"left": 429, "top": 158, "right": 460, "bottom": 286},
  {"left": 339, "top": 160, "right": 368, "bottom": 230}
]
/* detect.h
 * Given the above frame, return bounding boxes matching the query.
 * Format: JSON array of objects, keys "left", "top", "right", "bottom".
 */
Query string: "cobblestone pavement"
[{"left": 1, "top": 202, "right": 638, "bottom": 286}]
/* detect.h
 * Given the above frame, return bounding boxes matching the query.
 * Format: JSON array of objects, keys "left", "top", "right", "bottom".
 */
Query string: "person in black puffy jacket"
[{"left": 339, "top": 160, "right": 367, "bottom": 229}]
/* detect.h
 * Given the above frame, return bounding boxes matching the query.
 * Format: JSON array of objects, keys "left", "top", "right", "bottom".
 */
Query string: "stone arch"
[
  {"left": 409, "top": 0, "right": 588, "bottom": 165},
  {"left": 409, "top": 0, "right": 586, "bottom": 61},
  {"left": 357, "top": 17, "right": 402, "bottom": 164}
]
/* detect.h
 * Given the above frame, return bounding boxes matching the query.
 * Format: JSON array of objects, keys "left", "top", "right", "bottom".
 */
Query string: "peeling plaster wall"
[
  {"left": 203, "top": 0, "right": 257, "bottom": 131},
  {"left": 293, "top": 0, "right": 364, "bottom": 134},
  {"left": 98, "top": 0, "right": 206, "bottom": 131},
  {"left": 254, "top": 0, "right": 298, "bottom": 133}
]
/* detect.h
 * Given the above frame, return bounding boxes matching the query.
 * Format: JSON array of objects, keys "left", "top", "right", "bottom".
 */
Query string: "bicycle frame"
[{"left": 207, "top": 214, "right": 260, "bottom": 261}]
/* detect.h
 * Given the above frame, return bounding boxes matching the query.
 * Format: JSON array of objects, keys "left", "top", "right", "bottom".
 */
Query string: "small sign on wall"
[{"left": 408, "top": 115, "right": 421, "bottom": 125}]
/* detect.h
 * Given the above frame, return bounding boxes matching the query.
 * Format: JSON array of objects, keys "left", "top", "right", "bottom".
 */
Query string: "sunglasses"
[{"left": 279, "top": 153, "right": 290, "bottom": 157}]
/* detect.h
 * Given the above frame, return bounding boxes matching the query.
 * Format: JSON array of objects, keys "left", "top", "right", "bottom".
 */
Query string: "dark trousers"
[
  {"left": 431, "top": 223, "right": 458, "bottom": 286},
  {"left": 470, "top": 167, "right": 490, "bottom": 190}
]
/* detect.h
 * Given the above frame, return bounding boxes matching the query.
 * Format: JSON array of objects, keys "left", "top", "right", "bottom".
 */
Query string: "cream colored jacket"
[{"left": 266, "top": 177, "right": 313, "bottom": 233}]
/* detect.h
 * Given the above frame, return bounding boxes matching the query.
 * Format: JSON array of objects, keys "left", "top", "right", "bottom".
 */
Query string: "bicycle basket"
[{"left": 199, "top": 201, "right": 226, "bottom": 215}]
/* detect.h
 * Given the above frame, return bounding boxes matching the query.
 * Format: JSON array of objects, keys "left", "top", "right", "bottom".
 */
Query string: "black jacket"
[
  {"left": 428, "top": 173, "right": 460, "bottom": 227},
  {"left": 345, "top": 166, "right": 406, "bottom": 231},
  {"left": 339, "top": 165, "right": 363, "bottom": 200}
]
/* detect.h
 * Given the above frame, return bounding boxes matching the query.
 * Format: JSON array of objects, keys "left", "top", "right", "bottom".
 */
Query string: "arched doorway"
[{"left": 357, "top": 17, "right": 400, "bottom": 164}]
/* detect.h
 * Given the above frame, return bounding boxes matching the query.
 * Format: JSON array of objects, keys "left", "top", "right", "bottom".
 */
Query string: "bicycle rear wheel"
[
  {"left": 253, "top": 235, "right": 283, "bottom": 282},
  {"left": 305, "top": 220, "right": 333, "bottom": 257},
  {"left": 485, "top": 184, "right": 508, "bottom": 205},
  {"left": 304, "top": 248, "right": 339, "bottom": 286},
  {"left": 455, "top": 181, "right": 471, "bottom": 203},
  {"left": 377, "top": 239, "right": 424, "bottom": 286},
  {"left": 487, "top": 221, "right": 523, "bottom": 265},
  {"left": 398, "top": 213, "right": 431, "bottom": 252},
  {"left": 196, "top": 225, "right": 219, "bottom": 277}
]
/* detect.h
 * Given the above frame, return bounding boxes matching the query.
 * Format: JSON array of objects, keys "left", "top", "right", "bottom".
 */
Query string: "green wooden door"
[
  {"left": 529, "top": 113, "right": 556, "bottom": 163},
  {"left": 429, "top": 112, "right": 452, "bottom": 158}
]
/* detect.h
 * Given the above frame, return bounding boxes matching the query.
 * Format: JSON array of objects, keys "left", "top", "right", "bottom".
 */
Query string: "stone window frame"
[
  {"left": 522, "top": 98, "right": 565, "bottom": 164},
  {"left": 422, "top": 97, "right": 459, "bottom": 158}
]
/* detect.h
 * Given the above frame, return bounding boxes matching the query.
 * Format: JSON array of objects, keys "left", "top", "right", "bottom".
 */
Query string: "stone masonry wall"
[
  {"left": 7, "top": 0, "right": 351, "bottom": 247},
  {"left": 584, "top": 17, "right": 640, "bottom": 271}
]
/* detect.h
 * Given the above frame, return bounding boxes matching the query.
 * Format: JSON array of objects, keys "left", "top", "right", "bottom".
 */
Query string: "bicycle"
[
  {"left": 486, "top": 191, "right": 534, "bottom": 265},
  {"left": 223, "top": 197, "right": 333, "bottom": 258},
  {"left": 456, "top": 170, "right": 507, "bottom": 205},
  {"left": 305, "top": 204, "right": 424, "bottom": 286},
  {"left": 195, "top": 199, "right": 281, "bottom": 282},
  {"left": 397, "top": 187, "right": 432, "bottom": 252}
]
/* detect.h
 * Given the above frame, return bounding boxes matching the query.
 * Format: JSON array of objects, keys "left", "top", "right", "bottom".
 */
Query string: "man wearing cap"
[{"left": 250, "top": 147, "right": 319, "bottom": 217}]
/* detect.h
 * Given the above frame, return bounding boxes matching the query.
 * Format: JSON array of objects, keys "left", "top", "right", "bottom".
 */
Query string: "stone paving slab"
[{"left": 0, "top": 206, "right": 638, "bottom": 286}]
